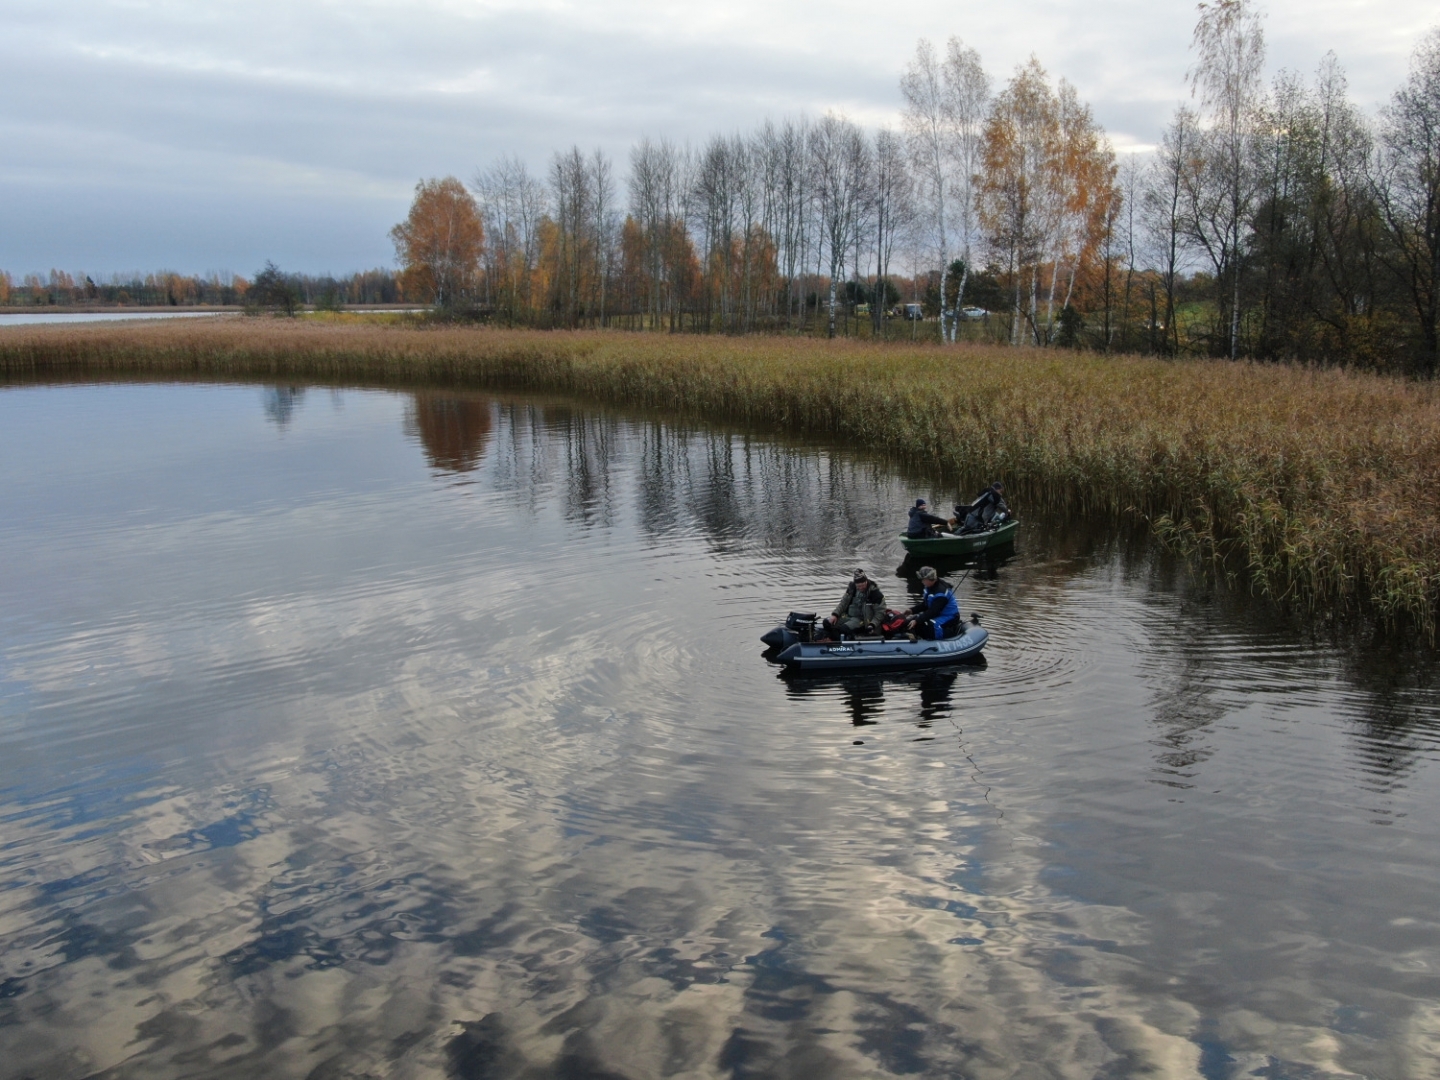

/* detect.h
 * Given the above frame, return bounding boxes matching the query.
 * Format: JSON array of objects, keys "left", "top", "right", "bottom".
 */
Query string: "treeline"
[
  {"left": 0, "top": 268, "right": 404, "bottom": 309},
  {"left": 388, "top": 39, "right": 1120, "bottom": 341},
  {"left": 389, "top": 5, "right": 1440, "bottom": 373},
  {"left": 1142, "top": 8, "right": 1440, "bottom": 373}
]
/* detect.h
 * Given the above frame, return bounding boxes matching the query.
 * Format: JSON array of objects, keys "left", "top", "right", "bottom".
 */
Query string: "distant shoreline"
[
  {"left": 0, "top": 304, "right": 417, "bottom": 314},
  {"left": 0, "top": 307, "right": 424, "bottom": 327}
]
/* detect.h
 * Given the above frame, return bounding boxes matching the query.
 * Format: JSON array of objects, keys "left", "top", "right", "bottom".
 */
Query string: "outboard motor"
[{"left": 761, "top": 611, "right": 817, "bottom": 649}]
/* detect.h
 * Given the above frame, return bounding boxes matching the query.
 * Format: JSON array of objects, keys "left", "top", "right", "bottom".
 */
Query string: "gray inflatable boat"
[{"left": 762, "top": 612, "right": 988, "bottom": 672}]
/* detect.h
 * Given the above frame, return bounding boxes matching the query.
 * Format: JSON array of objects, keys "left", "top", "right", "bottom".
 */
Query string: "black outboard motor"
[{"left": 761, "top": 611, "right": 817, "bottom": 649}]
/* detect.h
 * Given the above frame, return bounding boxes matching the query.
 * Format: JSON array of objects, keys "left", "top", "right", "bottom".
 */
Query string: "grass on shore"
[{"left": 4, "top": 317, "right": 1438, "bottom": 631}]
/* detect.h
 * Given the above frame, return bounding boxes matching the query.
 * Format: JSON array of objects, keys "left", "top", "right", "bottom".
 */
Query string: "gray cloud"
[{"left": 1, "top": 0, "right": 1432, "bottom": 274}]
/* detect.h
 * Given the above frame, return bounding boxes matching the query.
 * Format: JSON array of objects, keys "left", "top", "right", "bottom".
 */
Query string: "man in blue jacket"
[{"left": 905, "top": 566, "right": 960, "bottom": 640}]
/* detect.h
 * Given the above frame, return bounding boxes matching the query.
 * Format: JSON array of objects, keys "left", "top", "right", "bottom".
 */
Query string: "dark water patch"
[
  {"left": 220, "top": 873, "right": 456, "bottom": 978},
  {"left": 446, "top": 1014, "right": 515, "bottom": 1079},
  {"left": 48, "top": 915, "right": 145, "bottom": 970}
]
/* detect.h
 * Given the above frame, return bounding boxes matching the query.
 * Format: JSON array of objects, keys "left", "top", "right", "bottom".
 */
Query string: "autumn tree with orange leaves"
[
  {"left": 391, "top": 177, "right": 484, "bottom": 308},
  {"left": 977, "top": 58, "right": 1117, "bottom": 347}
]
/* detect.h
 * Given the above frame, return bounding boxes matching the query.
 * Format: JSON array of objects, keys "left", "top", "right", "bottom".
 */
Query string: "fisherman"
[
  {"left": 907, "top": 498, "right": 949, "bottom": 539},
  {"left": 956, "top": 481, "right": 1008, "bottom": 533},
  {"left": 905, "top": 566, "right": 960, "bottom": 640},
  {"left": 822, "top": 568, "right": 885, "bottom": 638}
]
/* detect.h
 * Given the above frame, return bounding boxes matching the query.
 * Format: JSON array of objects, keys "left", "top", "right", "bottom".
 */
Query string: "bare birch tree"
[
  {"left": 1145, "top": 108, "right": 1201, "bottom": 355},
  {"left": 1116, "top": 153, "right": 1143, "bottom": 349},
  {"left": 1189, "top": 0, "right": 1266, "bottom": 358},
  {"left": 551, "top": 148, "right": 597, "bottom": 326},
  {"left": 1307, "top": 56, "right": 1382, "bottom": 363},
  {"left": 942, "top": 38, "right": 991, "bottom": 321},
  {"left": 810, "top": 113, "right": 869, "bottom": 338},
  {"left": 902, "top": 38, "right": 990, "bottom": 342},
  {"left": 693, "top": 135, "right": 744, "bottom": 330},
  {"left": 639, "top": 139, "right": 696, "bottom": 331},
  {"left": 1375, "top": 27, "right": 1440, "bottom": 373},
  {"left": 629, "top": 137, "right": 669, "bottom": 328},
  {"left": 872, "top": 127, "right": 915, "bottom": 336},
  {"left": 902, "top": 40, "right": 952, "bottom": 341},
  {"left": 590, "top": 150, "right": 616, "bottom": 326},
  {"left": 473, "top": 157, "right": 547, "bottom": 321},
  {"left": 777, "top": 118, "right": 813, "bottom": 328}
]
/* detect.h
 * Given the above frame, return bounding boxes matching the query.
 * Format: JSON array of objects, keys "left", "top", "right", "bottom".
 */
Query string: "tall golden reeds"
[{"left": 4, "top": 319, "right": 1438, "bottom": 630}]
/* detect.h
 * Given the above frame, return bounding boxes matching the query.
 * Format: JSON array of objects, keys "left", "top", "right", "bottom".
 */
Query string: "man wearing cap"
[
  {"left": 823, "top": 569, "right": 885, "bottom": 638},
  {"left": 907, "top": 498, "right": 949, "bottom": 539},
  {"left": 956, "top": 481, "right": 1008, "bottom": 534},
  {"left": 905, "top": 566, "right": 960, "bottom": 640}
]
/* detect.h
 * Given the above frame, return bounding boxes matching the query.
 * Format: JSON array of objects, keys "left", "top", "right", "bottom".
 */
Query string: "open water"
[
  {"left": 1, "top": 382, "right": 1438, "bottom": 1079},
  {"left": 0, "top": 312, "right": 229, "bottom": 327}
]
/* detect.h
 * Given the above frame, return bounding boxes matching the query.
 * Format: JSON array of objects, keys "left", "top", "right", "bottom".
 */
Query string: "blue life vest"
[{"left": 922, "top": 580, "right": 960, "bottom": 629}]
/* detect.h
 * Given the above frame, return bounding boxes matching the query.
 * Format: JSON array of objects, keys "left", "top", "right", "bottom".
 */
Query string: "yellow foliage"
[{"left": 391, "top": 178, "right": 484, "bottom": 307}]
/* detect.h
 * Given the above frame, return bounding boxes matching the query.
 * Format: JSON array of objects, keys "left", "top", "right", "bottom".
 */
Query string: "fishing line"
[
  {"left": 944, "top": 567, "right": 1002, "bottom": 821},
  {"left": 941, "top": 709, "right": 1002, "bottom": 824}
]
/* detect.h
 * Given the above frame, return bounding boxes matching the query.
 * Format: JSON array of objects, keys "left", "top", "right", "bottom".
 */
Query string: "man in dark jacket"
[
  {"left": 907, "top": 498, "right": 949, "bottom": 539},
  {"left": 905, "top": 566, "right": 960, "bottom": 640},
  {"left": 823, "top": 568, "right": 885, "bottom": 637},
  {"left": 957, "top": 482, "right": 1008, "bottom": 533}
]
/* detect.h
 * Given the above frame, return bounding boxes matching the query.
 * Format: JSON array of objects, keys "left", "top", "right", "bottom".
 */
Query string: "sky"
[{"left": 2, "top": 0, "right": 1434, "bottom": 278}]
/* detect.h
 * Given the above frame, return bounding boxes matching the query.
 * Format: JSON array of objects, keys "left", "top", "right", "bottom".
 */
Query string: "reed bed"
[{"left": 5, "top": 318, "right": 1439, "bottom": 630}]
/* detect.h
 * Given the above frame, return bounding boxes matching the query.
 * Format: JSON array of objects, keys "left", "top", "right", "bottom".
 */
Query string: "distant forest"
[
  {"left": 0, "top": 268, "right": 402, "bottom": 310},
  {"left": 6, "top": 0, "right": 1439, "bottom": 374}
]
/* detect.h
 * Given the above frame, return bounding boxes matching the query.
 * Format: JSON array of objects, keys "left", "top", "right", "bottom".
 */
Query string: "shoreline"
[{"left": 4, "top": 319, "right": 1437, "bottom": 630}]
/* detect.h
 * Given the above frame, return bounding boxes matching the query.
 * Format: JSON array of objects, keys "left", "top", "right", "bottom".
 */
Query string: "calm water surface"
[
  {"left": 1, "top": 383, "right": 1438, "bottom": 1080},
  {"left": 0, "top": 311, "right": 229, "bottom": 326}
]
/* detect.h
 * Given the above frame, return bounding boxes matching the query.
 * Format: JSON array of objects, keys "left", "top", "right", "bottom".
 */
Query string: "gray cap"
[{"left": 918, "top": 566, "right": 938, "bottom": 581}]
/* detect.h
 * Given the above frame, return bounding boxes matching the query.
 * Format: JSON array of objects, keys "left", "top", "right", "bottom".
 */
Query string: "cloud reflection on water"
[{"left": 0, "top": 385, "right": 1438, "bottom": 1078}]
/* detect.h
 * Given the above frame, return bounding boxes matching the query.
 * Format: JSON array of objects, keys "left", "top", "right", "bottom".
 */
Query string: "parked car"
[
  {"left": 960, "top": 306, "right": 989, "bottom": 320},
  {"left": 901, "top": 303, "right": 924, "bottom": 320}
]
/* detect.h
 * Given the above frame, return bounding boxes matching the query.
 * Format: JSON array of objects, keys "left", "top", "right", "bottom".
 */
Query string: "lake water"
[
  {"left": 1, "top": 382, "right": 1438, "bottom": 1080},
  {"left": 0, "top": 311, "right": 231, "bottom": 327},
  {"left": 0, "top": 310, "right": 420, "bottom": 326}
]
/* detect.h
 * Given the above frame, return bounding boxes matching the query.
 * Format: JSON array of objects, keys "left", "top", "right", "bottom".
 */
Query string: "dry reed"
[{"left": 4, "top": 318, "right": 1439, "bottom": 630}]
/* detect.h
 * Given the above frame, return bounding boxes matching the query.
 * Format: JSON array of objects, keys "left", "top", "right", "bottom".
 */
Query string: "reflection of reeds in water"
[{"left": 5, "top": 319, "right": 1440, "bottom": 629}]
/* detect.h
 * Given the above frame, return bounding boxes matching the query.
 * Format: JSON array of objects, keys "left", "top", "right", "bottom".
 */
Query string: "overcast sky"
[{"left": 2, "top": 0, "right": 1433, "bottom": 278}]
